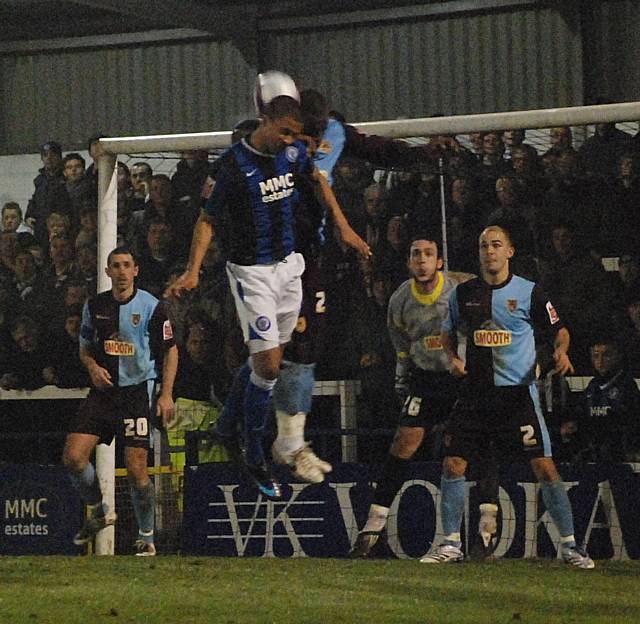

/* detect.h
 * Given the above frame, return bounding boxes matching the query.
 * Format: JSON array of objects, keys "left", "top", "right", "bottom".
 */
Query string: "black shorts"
[
  {"left": 444, "top": 383, "right": 552, "bottom": 462},
  {"left": 398, "top": 370, "right": 459, "bottom": 431},
  {"left": 71, "top": 382, "right": 152, "bottom": 449}
]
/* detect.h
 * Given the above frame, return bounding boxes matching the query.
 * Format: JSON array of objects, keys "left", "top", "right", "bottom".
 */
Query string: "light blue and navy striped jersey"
[
  {"left": 205, "top": 138, "right": 314, "bottom": 265},
  {"left": 79, "top": 288, "right": 175, "bottom": 387},
  {"left": 443, "top": 274, "right": 563, "bottom": 387}
]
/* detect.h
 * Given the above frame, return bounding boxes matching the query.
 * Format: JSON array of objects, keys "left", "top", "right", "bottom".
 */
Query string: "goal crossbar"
[{"left": 99, "top": 101, "right": 640, "bottom": 154}]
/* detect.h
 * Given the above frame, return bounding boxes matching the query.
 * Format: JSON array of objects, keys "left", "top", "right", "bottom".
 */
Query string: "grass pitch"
[{"left": 0, "top": 557, "right": 638, "bottom": 624}]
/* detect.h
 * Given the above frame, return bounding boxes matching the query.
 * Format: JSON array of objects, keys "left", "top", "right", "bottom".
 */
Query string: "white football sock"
[{"left": 274, "top": 410, "right": 306, "bottom": 455}]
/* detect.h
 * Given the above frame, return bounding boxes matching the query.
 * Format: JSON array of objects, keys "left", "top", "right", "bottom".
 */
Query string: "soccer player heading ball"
[{"left": 166, "top": 71, "right": 370, "bottom": 499}]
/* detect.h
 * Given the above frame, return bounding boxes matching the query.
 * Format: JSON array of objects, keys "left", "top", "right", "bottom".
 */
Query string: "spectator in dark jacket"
[
  {"left": 561, "top": 337, "right": 640, "bottom": 462},
  {"left": 25, "top": 141, "right": 71, "bottom": 246},
  {"left": 0, "top": 315, "right": 55, "bottom": 390}
]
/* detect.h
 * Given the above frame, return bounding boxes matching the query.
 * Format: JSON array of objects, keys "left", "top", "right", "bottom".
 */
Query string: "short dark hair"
[
  {"left": 409, "top": 232, "right": 442, "bottom": 258},
  {"left": 2, "top": 201, "right": 21, "bottom": 216},
  {"left": 63, "top": 152, "right": 86, "bottom": 168},
  {"left": 263, "top": 95, "right": 302, "bottom": 122},
  {"left": 107, "top": 246, "right": 137, "bottom": 266},
  {"left": 131, "top": 162, "right": 153, "bottom": 176},
  {"left": 117, "top": 161, "right": 130, "bottom": 176}
]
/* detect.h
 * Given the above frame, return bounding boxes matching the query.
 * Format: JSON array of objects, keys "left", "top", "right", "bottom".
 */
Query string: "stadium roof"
[{"left": 0, "top": 1, "right": 557, "bottom": 50}]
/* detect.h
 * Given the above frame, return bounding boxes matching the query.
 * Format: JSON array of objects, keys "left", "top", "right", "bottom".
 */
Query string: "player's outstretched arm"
[
  {"left": 553, "top": 327, "right": 574, "bottom": 375},
  {"left": 311, "top": 168, "right": 372, "bottom": 259},
  {"left": 157, "top": 344, "right": 178, "bottom": 426},
  {"left": 164, "top": 210, "right": 214, "bottom": 299}
]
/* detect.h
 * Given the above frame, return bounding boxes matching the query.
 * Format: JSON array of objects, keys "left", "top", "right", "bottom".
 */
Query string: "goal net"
[{"left": 96, "top": 101, "right": 640, "bottom": 557}]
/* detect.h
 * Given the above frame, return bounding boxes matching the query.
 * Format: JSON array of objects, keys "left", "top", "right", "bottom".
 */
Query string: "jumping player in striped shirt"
[{"left": 166, "top": 86, "right": 370, "bottom": 500}]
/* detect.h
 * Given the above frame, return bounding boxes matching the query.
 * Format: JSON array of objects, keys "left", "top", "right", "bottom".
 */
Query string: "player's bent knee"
[
  {"left": 125, "top": 448, "right": 149, "bottom": 484},
  {"left": 530, "top": 457, "right": 559, "bottom": 482},
  {"left": 390, "top": 427, "right": 424, "bottom": 459},
  {"left": 62, "top": 451, "right": 87, "bottom": 474}
]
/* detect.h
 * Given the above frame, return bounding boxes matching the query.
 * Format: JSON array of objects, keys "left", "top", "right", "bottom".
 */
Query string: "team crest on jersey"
[
  {"left": 256, "top": 316, "right": 271, "bottom": 332},
  {"left": 131, "top": 313, "right": 141, "bottom": 326},
  {"left": 285, "top": 145, "right": 299, "bottom": 162},
  {"left": 163, "top": 320, "right": 173, "bottom": 340},
  {"left": 506, "top": 299, "right": 518, "bottom": 313},
  {"left": 545, "top": 301, "right": 560, "bottom": 324}
]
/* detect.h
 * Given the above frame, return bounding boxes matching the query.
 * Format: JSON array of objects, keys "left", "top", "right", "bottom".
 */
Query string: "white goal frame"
[{"left": 95, "top": 100, "right": 640, "bottom": 554}]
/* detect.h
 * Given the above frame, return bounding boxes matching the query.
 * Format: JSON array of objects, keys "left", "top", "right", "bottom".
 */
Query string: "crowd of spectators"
[{"left": 1, "top": 121, "right": 639, "bottom": 463}]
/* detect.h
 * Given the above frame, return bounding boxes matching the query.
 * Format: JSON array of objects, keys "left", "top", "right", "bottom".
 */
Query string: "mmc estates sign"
[{"left": 182, "top": 462, "right": 640, "bottom": 560}]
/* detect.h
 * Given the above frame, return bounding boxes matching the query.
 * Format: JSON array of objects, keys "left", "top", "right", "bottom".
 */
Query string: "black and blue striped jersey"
[
  {"left": 204, "top": 138, "right": 314, "bottom": 265},
  {"left": 79, "top": 288, "right": 175, "bottom": 387},
  {"left": 444, "top": 274, "right": 563, "bottom": 387}
]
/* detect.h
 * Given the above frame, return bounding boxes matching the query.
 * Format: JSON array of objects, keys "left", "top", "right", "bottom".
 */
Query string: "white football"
[{"left": 254, "top": 70, "right": 299, "bottom": 113}]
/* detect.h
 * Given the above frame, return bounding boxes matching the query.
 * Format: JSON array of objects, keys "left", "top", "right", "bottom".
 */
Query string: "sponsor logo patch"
[
  {"left": 545, "top": 301, "right": 560, "bottom": 325},
  {"left": 423, "top": 335, "right": 443, "bottom": 350},
  {"left": 255, "top": 316, "right": 271, "bottom": 332},
  {"left": 163, "top": 320, "right": 173, "bottom": 340},
  {"left": 259, "top": 173, "right": 295, "bottom": 203},
  {"left": 131, "top": 313, "right": 141, "bottom": 326},
  {"left": 473, "top": 329, "right": 512, "bottom": 347},
  {"left": 104, "top": 340, "right": 135, "bottom": 356}
]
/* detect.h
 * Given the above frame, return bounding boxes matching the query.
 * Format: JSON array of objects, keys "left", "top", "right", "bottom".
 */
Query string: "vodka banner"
[{"left": 182, "top": 462, "right": 640, "bottom": 560}]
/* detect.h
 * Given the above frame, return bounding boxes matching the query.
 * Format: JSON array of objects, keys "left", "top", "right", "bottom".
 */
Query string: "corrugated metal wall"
[
  {"left": 263, "top": 5, "right": 583, "bottom": 122},
  {"left": 0, "top": 40, "right": 256, "bottom": 155},
  {"left": 0, "top": 3, "right": 586, "bottom": 155},
  {"left": 588, "top": 0, "right": 640, "bottom": 103}
]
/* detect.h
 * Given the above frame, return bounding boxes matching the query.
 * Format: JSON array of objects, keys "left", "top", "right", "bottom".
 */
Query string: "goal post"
[{"left": 94, "top": 100, "right": 640, "bottom": 555}]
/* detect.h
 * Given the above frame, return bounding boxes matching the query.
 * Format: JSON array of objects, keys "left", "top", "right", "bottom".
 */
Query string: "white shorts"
[{"left": 226, "top": 252, "right": 305, "bottom": 354}]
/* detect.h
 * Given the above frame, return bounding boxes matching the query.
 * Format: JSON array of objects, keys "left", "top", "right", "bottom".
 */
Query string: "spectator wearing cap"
[{"left": 25, "top": 141, "right": 72, "bottom": 246}]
